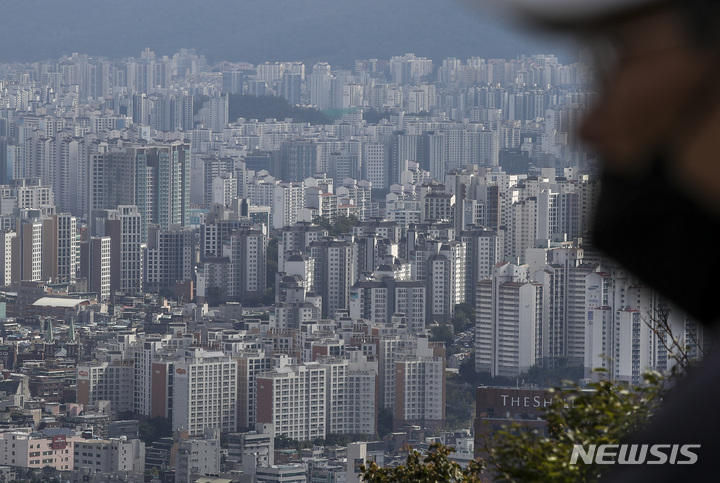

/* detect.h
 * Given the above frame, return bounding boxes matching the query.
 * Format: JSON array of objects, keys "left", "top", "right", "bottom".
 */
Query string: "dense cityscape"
[{"left": 0, "top": 48, "right": 701, "bottom": 482}]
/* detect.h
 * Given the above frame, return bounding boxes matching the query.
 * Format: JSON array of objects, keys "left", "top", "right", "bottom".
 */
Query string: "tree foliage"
[
  {"left": 429, "top": 324, "right": 454, "bottom": 347},
  {"left": 228, "top": 94, "right": 331, "bottom": 125},
  {"left": 363, "top": 108, "right": 391, "bottom": 124},
  {"left": 377, "top": 408, "right": 393, "bottom": 438},
  {"left": 139, "top": 416, "right": 172, "bottom": 444},
  {"left": 445, "top": 382, "right": 475, "bottom": 430},
  {"left": 517, "top": 363, "right": 584, "bottom": 387},
  {"left": 312, "top": 214, "right": 358, "bottom": 237},
  {"left": 361, "top": 443, "right": 485, "bottom": 483},
  {"left": 485, "top": 372, "right": 666, "bottom": 482},
  {"left": 364, "top": 372, "right": 668, "bottom": 482},
  {"left": 451, "top": 302, "right": 474, "bottom": 333}
]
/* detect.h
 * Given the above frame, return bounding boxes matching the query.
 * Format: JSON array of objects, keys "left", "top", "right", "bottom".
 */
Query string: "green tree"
[
  {"left": 377, "top": 408, "right": 393, "bottom": 438},
  {"left": 363, "top": 373, "right": 667, "bottom": 482},
  {"left": 363, "top": 108, "right": 391, "bottom": 124},
  {"left": 361, "top": 443, "right": 485, "bottom": 483},
  {"left": 454, "top": 302, "right": 475, "bottom": 321},
  {"left": 445, "top": 382, "right": 475, "bottom": 430},
  {"left": 274, "top": 434, "right": 294, "bottom": 449},
  {"left": 450, "top": 303, "right": 475, "bottom": 333},
  {"left": 485, "top": 372, "right": 666, "bottom": 482},
  {"left": 139, "top": 416, "right": 172, "bottom": 444},
  {"left": 517, "top": 363, "right": 584, "bottom": 387},
  {"left": 312, "top": 214, "right": 359, "bottom": 237},
  {"left": 228, "top": 94, "right": 331, "bottom": 124},
  {"left": 429, "top": 324, "right": 454, "bottom": 347}
]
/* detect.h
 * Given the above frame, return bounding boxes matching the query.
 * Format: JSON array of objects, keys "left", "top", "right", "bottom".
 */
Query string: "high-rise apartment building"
[
  {"left": 532, "top": 247, "right": 596, "bottom": 369},
  {"left": 0, "top": 230, "right": 15, "bottom": 287},
  {"left": 279, "top": 140, "right": 320, "bottom": 182},
  {"left": 11, "top": 217, "right": 43, "bottom": 288},
  {"left": 272, "top": 182, "right": 305, "bottom": 229},
  {"left": 426, "top": 240, "right": 467, "bottom": 323},
  {"left": 89, "top": 142, "right": 191, "bottom": 242},
  {"left": 350, "top": 277, "right": 426, "bottom": 333},
  {"left": 461, "top": 227, "right": 501, "bottom": 297},
  {"left": 79, "top": 235, "right": 111, "bottom": 301},
  {"left": 144, "top": 224, "right": 194, "bottom": 294},
  {"left": 235, "top": 349, "right": 273, "bottom": 431},
  {"left": 308, "top": 63, "right": 332, "bottom": 110},
  {"left": 76, "top": 360, "right": 135, "bottom": 415},
  {"left": 50, "top": 213, "right": 77, "bottom": 284},
  {"left": 171, "top": 348, "right": 238, "bottom": 436},
  {"left": 257, "top": 360, "right": 328, "bottom": 441},
  {"left": 202, "top": 94, "right": 229, "bottom": 132},
  {"left": 310, "top": 238, "right": 357, "bottom": 318},
  {"left": 319, "top": 352, "right": 378, "bottom": 436},
  {"left": 278, "top": 222, "right": 328, "bottom": 271},
  {"left": 475, "top": 262, "right": 543, "bottom": 377},
  {"left": 92, "top": 206, "right": 143, "bottom": 297},
  {"left": 222, "top": 226, "right": 267, "bottom": 302}
]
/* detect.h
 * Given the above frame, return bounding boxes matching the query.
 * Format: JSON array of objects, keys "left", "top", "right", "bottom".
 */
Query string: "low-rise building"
[
  {"left": 73, "top": 436, "right": 145, "bottom": 476},
  {"left": 0, "top": 428, "right": 80, "bottom": 471}
]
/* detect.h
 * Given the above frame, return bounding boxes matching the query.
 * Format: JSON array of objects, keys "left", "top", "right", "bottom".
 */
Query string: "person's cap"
[{"left": 493, "top": 0, "right": 672, "bottom": 28}]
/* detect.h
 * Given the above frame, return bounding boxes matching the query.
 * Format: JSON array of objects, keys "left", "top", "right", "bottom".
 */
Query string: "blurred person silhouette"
[{"left": 486, "top": 0, "right": 720, "bottom": 480}]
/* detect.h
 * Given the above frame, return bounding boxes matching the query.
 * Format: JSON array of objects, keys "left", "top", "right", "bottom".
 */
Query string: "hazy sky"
[{"left": 0, "top": 0, "right": 569, "bottom": 65}]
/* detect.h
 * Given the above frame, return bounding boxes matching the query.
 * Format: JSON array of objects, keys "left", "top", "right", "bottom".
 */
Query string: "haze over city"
[{"left": 0, "top": 0, "right": 567, "bottom": 65}]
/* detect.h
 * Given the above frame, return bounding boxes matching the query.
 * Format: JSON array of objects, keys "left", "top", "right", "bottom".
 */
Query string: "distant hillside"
[
  {"left": 228, "top": 94, "right": 331, "bottom": 125},
  {"left": 0, "top": 0, "right": 570, "bottom": 66}
]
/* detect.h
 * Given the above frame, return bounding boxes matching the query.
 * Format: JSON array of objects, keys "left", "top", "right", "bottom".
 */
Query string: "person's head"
[
  {"left": 580, "top": 2, "right": 715, "bottom": 176},
  {"left": 504, "top": 0, "right": 720, "bottom": 177}
]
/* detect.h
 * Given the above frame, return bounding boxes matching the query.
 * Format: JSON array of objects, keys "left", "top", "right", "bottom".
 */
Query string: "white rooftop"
[{"left": 32, "top": 297, "right": 89, "bottom": 308}]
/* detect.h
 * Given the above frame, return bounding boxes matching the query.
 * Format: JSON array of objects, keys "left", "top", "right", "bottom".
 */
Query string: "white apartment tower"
[
  {"left": 257, "top": 361, "right": 328, "bottom": 441},
  {"left": 79, "top": 236, "right": 111, "bottom": 301},
  {"left": 0, "top": 231, "right": 15, "bottom": 287},
  {"left": 394, "top": 354, "right": 445, "bottom": 431},
  {"left": 362, "top": 142, "right": 390, "bottom": 189},
  {"left": 278, "top": 222, "right": 328, "bottom": 271},
  {"left": 461, "top": 227, "right": 501, "bottom": 299},
  {"left": 13, "top": 217, "right": 43, "bottom": 287},
  {"left": 130, "top": 335, "right": 171, "bottom": 416},
  {"left": 475, "top": 262, "right": 543, "bottom": 377},
  {"left": 319, "top": 352, "right": 378, "bottom": 436},
  {"left": 309, "top": 63, "right": 332, "bottom": 110},
  {"left": 272, "top": 182, "right": 305, "bottom": 229},
  {"left": 172, "top": 348, "right": 238, "bottom": 436},
  {"left": 427, "top": 240, "right": 467, "bottom": 323},
  {"left": 534, "top": 249, "right": 599, "bottom": 370},
  {"left": 76, "top": 360, "right": 135, "bottom": 414},
  {"left": 223, "top": 227, "right": 267, "bottom": 302},
  {"left": 204, "top": 94, "right": 229, "bottom": 132},
  {"left": 350, "top": 278, "right": 426, "bottom": 333}
]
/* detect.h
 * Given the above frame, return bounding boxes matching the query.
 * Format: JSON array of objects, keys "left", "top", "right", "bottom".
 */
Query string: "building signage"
[{"left": 51, "top": 435, "right": 67, "bottom": 450}]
